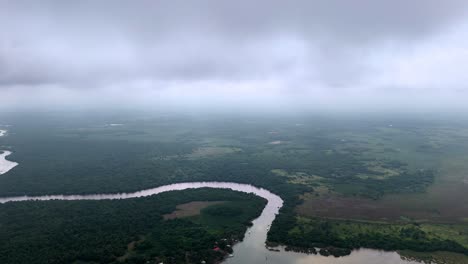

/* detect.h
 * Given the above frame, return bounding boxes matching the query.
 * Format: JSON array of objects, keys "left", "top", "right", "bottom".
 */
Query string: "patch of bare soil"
[
  {"left": 297, "top": 189, "right": 468, "bottom": 223},
  {"left": 163, "top": 201, "right": 226, "bottom": 220}
]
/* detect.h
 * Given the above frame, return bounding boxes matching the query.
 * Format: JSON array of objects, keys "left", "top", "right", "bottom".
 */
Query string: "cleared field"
[
  {"left": 271, "top": 169, "right": 324, "bottom": 185},
  {"left": 186, "top": 146, "right": 242, "bottom": 159},
  {"left": 163, "top": 201, "right": 225, "bottom": 219}
]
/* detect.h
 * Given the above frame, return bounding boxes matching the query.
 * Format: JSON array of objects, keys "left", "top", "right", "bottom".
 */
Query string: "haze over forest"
[
  {"left": 1, "top": 0, "right": 468, "bottom": 112},
  {"left": 4, "top": 2, "right": 468, "bottom": 264}
]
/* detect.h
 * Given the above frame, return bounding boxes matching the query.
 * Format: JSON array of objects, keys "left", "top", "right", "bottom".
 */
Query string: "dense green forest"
[
  {"left": 0, "top": 189, "right": 266, "bottom": 264},
  {"left": 1, "top": 112, "right": 468, "bottom": 261},
  {"left": 0, "top": 113, "right": 442, "bottom": 198}
]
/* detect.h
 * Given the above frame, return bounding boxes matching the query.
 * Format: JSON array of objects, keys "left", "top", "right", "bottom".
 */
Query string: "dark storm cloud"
[{"left": 1, "top": 0, "right": 468, "bottom": 109}]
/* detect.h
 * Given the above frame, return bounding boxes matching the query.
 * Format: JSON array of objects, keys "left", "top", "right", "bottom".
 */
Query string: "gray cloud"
[{"left": 1, "top": 0, "right": 468, "bottom": 110}]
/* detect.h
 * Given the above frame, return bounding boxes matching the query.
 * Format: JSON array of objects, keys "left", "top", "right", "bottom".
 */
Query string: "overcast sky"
[{"left": 1, "top": 0, "right": 468, "bottom": 111}]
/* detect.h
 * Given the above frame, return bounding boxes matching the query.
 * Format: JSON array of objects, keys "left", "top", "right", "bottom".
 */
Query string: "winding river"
[{"left": 0, "top": 181, "right": 421, "bottom": 264}]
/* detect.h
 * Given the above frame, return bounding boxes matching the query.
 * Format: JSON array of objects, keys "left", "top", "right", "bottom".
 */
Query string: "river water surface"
[
  {"left": 0, "top": 150, "right": 18, "bottom": 175},
  {"left": 0, "top": 181, "right": 422, "bottom": 264},
  {"left": 0, "top": 129, "right": 19, "bottom": 175}
]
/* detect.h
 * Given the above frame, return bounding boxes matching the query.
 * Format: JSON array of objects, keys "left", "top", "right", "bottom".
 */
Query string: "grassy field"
[{"left": 163, "top": 201, "right": 226, "bottom": 220}]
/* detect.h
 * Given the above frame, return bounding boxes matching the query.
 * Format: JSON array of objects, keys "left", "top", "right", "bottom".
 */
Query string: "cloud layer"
[{"left": 1, "top": 0, "right": 468, "bottom": 111}]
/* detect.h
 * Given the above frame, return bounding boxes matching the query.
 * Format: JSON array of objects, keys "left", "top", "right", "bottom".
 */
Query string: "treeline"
[
  {"left": 0, "top": 189, "right": 266, "bottom": 264},
  {"left": 269, "top": 216, "right": 468, "bottom": 257},
  {"left": 0, "top": 134, "right": 196, "bottom": 196}
]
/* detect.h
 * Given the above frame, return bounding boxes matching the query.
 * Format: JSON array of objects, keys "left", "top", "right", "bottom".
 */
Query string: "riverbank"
[
  {"left": 0, "top": 181, "right": 426, "bottom": 263},
  {"left": 0, "top": 187, "right": 266, "bottom": 264}
]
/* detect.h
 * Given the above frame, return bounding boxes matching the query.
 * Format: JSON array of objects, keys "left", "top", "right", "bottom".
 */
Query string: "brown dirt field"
[
  {"left": 297, "top": 182, "right": 468, "bottom": 223},
  {"left": 297, "top": 193, "right": 434, "bottom": 222},
  {"left": 163, "top": 201, "right": 225, "bottom": 220}
]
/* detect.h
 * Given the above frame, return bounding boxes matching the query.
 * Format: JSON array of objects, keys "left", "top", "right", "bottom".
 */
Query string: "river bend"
[{"left": 0, "top": 182, "right": 420, "bottom": 264}]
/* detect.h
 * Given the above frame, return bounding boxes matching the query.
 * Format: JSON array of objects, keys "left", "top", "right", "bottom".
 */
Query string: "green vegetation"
[
  {"left": 2, "top": 112, "right": 468, "bottom": 262},
  {"left": 271, "top": 217, "right": 468, "bottom": 255},
  {"left": 0, "top": 113, "right": 441, "bottom": 199},
  {"left": 0, "top": 189, "right": 266, "bottom": 264}
]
